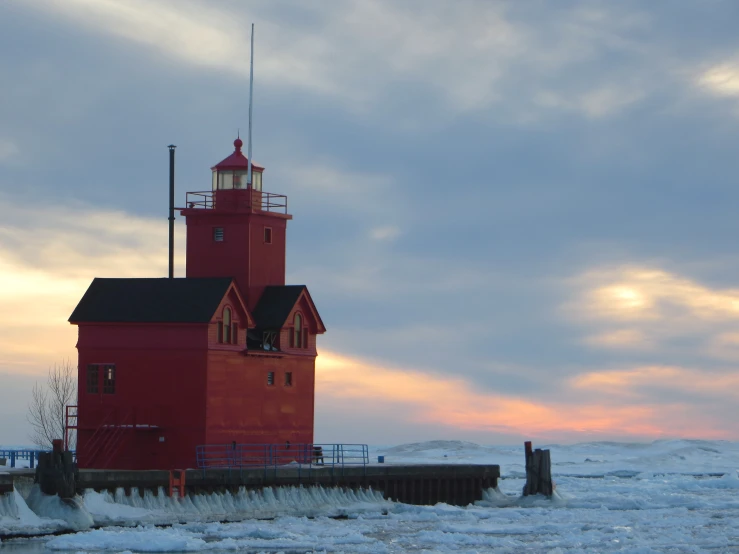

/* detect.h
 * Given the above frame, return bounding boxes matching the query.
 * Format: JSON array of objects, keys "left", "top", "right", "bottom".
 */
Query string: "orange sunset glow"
[
  {"left": 1, "top": 198, "right": 739, "bottom": 443},
  {"left": 316, "top": 351, "right": 730, "bottom": 441}
]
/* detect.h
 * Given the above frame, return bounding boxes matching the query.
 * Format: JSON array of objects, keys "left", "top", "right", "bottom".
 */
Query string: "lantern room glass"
[
  {"left": 212, "top": 170, "right": 263, "bottom": 191},
  {"left": 252, "top": 171, "right": 262, "bottom": 191}
]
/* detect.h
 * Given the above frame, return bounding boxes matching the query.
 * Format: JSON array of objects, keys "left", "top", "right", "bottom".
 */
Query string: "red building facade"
[{"left": 69, "top": 139, "right": 325, "bottom": 470}]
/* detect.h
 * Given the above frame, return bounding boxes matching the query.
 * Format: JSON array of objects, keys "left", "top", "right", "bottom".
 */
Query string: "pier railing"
[
  {"left": 195, "top": 443, "right": 369, "bottom": 477},
  {"left": 0, "top": 449, "right": 48, "bottom": 469}
]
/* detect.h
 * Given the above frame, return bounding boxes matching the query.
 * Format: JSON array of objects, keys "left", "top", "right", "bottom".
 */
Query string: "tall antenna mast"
[{"left": 247, "top": 23, "right": 254, "bottom": 187}]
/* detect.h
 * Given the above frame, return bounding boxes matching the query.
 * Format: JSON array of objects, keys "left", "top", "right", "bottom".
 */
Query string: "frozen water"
[{"left": 3, "top": 439, "right": 739, "bottom": 552}]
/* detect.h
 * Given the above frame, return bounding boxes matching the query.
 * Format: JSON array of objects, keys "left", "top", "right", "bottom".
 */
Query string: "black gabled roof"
[
  {"left": 252, "top": 285, "right": 306, "bottom": 329},
  {"left": 69, "top": 278, "right": 234, "bottom": 323}
]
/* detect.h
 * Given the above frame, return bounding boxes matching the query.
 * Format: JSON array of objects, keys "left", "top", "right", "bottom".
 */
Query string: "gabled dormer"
[
  {"left": 209, "top": 281, "right": 255, "bottom": 350},
  {"left": 249, "top": 285, "right": 326, "bottom": 354}
]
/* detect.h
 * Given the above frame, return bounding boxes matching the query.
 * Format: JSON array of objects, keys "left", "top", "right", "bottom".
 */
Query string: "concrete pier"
[{"left": 6, "top": 464, "right": 500, "bottom": 507}]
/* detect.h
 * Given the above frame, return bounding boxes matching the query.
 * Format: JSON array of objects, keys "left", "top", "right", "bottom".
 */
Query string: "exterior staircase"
[{"left": 66, "top": 405, "right": 155, "bottom": 469}]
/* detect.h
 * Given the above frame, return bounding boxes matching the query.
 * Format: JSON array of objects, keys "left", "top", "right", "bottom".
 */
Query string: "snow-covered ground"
[{"left": 1, "top": 439, "right": 739, "bottom": 552}]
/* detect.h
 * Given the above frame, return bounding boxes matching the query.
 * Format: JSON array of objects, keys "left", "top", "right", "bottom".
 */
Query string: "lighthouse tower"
[
  {"left": 68, "top": 138, "right": 325, "bottom": 470},
  {"left": 182, "top": 138, "right": 287, "bottom": 309}
]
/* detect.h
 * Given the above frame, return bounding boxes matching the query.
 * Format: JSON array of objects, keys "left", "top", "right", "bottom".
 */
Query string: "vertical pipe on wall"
[{"left": 168, "top": 144, "right": 176, "bottom": 279}]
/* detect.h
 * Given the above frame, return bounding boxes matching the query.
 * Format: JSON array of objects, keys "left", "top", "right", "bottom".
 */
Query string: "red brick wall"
[
  {"left": 205, "top": 351, "right": 316, "bottom": 446},
  {"left": 184, "top": 203, "right": 289, "bottom": 309}
]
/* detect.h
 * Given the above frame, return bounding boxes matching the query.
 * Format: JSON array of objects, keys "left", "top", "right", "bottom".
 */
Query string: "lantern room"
[{"left": 211, "top": 137, "right": 264, "bottom": 191}]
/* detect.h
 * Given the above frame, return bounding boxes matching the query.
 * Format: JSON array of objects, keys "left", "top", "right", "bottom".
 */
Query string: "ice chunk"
[{"left": 25, "top": 485, "right": 93, "bottom": 531}]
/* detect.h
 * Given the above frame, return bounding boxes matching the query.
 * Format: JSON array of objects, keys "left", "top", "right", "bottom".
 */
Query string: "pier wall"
[{"left": 6, "top": 464, "right": 500, "bottom": 507}]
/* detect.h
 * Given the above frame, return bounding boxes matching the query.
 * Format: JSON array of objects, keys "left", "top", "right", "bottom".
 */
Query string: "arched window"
[
  {"left": 223, "top": 307, "right": 232, "bottom": 344},
  {"left": 293, "top": 313, "right": 302, "bottom": 348}
]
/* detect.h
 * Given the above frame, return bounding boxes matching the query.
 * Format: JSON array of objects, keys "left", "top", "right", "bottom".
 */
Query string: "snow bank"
[
  {"left": 479, "top": 486, "right": 514, "bottom": 507},
  {"left": 47, "top": 488, "right": 393, "bottom": 552},
  {"left": 25, "top": 486, "right": 93, "bottom": 531},
  {"left": 83, "top": 485, "right": 390, "bottom": 526},
  {"left": 0, "top": 492, "right": 17, "bottom": 519},
  {"left": 0, "top": 487, "right": 68, "bottom": 536},
  {"left": 13, "top": 489, "right": 45, "bottom": 527},
  {"left": 2, "top": 485, "right": 389, "bottom": 538}
]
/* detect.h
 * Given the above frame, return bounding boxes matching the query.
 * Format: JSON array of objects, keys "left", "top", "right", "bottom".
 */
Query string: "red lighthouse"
[
  {"left": 183, "top": 137, "right": 281, "bottom": 308},
  {"left": 68, "top": 139, "right": 325, "bottom": 470}
]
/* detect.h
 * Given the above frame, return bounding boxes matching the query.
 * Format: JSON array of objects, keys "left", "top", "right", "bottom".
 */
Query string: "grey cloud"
[{"left": 2, "top": 1, "right": 739, "bottom": 441}]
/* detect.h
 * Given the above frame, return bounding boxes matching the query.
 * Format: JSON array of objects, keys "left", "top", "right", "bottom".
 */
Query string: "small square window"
[
  {"left": 213, "top": 227, "right": 224, "bottom": 242},
  {"left": 267, "top": 371, "right": 275, "bottom": 386},
  {"left": 284, "top": 372, "right": 293, "bottom": 386},
  {"left": 264, "top": 227, "right": 272, "bottom": 244}
]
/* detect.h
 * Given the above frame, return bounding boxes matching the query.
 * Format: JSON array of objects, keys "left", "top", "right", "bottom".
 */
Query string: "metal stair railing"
[
  {"left": 79, "top": 408, "right": 134, "bottom": 468},
  {"left": 78, "top": 408, "right": 116, "bottom": 467},
  {"left": 96, "top": 410, "right": 134, "bottom": 468}
]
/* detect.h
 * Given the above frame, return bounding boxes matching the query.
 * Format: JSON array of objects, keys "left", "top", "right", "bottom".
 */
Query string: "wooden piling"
[{"left": 523, "top": 441, "right": 553, "bottom": 497}]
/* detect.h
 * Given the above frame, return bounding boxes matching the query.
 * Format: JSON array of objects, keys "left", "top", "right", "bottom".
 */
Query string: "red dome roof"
[{"left": 211, "top": 137, "right": 264, "bottom": 172}]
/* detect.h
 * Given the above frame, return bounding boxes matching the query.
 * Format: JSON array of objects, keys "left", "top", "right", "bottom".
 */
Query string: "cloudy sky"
[{"left": 2, "top": 0, "right": 739, "bottom": 446}]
